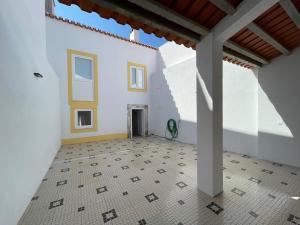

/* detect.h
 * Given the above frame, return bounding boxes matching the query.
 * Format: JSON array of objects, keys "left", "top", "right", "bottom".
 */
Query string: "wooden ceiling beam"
[
  {"left": 128, "top": 0, "right": 270, "bottom": 65},
  {"left": 280, "top": 0, "right": 300, "bottom": 30},
  {"left": 208, "top": 0, "right": 236, "bottom": 15},
  {"left": 223, "top": 51, "right": 260, "bottom": 68},
  {"left": 127, "top": 0, "right": 209, "bottom": 36},
  {"left": 224, "top": 41, "right": 269, "bottom": 65},
  {"left": 246, "top": 23, "right": 290, "bottom": 55},
  {"left": 88, "top": 0, "right": 201, "bottom": 43},
  {"left": 209, "top": 0, "right": 289, "bottom": 55}
]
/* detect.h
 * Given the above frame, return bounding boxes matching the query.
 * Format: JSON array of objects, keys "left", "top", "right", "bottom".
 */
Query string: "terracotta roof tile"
[{"left": 46, "top": 13, "right": 158, "bottom": 51}]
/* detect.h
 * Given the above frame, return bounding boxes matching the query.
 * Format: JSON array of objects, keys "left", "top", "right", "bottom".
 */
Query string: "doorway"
[
  {"left": 132, "top": 109, "right": 144, "bottom": 137},
  {"left": 127, "top": 104, "right": 148, "bottom": 139}
]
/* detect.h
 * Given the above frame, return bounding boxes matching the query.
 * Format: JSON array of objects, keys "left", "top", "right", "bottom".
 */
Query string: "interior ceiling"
[
  {"left": 58, "top": 0, "right": 300, "bottom": 69},
  {"left": 231, "top": 2, "right": 300, "bottom": 61}
]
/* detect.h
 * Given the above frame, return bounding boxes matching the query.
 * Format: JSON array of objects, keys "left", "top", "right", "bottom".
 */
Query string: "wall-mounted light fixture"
[{"left": 33, "top": 72, "right": 43, "bottom": 78}]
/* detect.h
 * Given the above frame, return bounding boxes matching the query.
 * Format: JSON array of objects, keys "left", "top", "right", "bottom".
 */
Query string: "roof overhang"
[{"left": 58, "top": 0, "right": 300, "bottom": 68}]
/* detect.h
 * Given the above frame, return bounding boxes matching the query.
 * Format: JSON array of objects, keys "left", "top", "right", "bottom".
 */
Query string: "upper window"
[
  {"left": 131, "top": 67, "right": 144, "bottom": 88},
  {"left": 128, "top": 62, "right": 147, "bottom": 92},
  {"left": 68, "top": 49, "right": 98, "bottom": 102},
  {"left": 74, "top": 56, "right": 92, "bottom": 81},
  {"left": 68, "top": 49, "right": 98, "bottom": 133}
]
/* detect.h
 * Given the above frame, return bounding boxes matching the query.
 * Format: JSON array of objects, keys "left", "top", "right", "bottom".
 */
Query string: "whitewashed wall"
[
  {"left": 151, "top": 42, "right": 258, "bottom": 156},
  {"left": 258, "top": 47, "right": 300, "bottom": 167},
  {"left": 46, "top": 18, "right": 157, "bottom": 139},
  {"left": 0, "top": 1, "right": 60, "bottom": 225},
  {"left": 153, "top": 41, "right": 300, "bottom": 167},
  {"left": 223, "top": 63, "right": 258, "bottom": 156},
  {"left": 150, "top": 42, "right": 197, "bottom": 143}
]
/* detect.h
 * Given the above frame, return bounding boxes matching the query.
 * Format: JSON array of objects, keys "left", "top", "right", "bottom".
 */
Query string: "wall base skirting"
[{"left": 61, "top": 133, "right": 128, "bottom": 145}]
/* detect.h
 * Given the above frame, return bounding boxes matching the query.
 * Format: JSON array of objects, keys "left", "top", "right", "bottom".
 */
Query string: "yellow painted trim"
[
  {"left": 67, "top": 49, "right": 99, "bottom": 133},
  {"left": 70, "top": 106, "right": 98, "bottom": 133},
  {"left": 127, "top": 61, "right": 147, "bottom": 92},
  {"left": 61, "top": 133, "right": 128, "bottom": 145},
  {"left": 67, "top": 49, "right": 99, "bottom": 106}
]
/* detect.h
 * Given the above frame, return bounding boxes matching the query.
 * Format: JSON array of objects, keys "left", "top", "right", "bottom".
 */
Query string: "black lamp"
[{"left": 33, "top": 72, "right": 43, "bottom": 78}]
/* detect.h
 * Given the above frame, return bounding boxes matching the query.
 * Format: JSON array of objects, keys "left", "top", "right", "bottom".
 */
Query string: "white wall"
[
  {"left": 151, "top": 42, "right": 258, "bottom": 153},
  {"left": 153, "top": 41, "right": 300, "bottom": 167},
  {"left": 0, "top": 1, "right": 60, "bottom": 225},
  {"left": 150, "top": 42, "right": 197, "bottom": 143},
  {"left": 46, "top": 17, "right": 157, "bottom": 139},
  {"left": 258, "top": 47, "right": 300, "bottom": 167},
  {"left": 223, "top": 63, "right": 258, "bottom": 156}
]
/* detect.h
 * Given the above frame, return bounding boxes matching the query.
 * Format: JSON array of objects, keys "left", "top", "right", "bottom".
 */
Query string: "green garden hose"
[{"left": 165, "top": 119, "right": 179, "bottom": 140}]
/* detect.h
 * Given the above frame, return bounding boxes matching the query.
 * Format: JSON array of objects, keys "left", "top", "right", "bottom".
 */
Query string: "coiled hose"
[{"left": 165, "top": 119, "right": 179, "bottom": 140}]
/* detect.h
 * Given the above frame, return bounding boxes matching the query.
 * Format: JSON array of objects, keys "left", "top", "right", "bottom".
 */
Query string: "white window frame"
[
  {"left": 74, "top": 109, "right": 94, "bottom": 129},
  {"left": 129, "top": 65, "right": 145, "bottom": 89}
]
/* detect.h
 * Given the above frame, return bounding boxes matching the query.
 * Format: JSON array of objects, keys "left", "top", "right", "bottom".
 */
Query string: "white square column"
[{"left": 196, "top": 33, "right": 223, "bottom": 197}]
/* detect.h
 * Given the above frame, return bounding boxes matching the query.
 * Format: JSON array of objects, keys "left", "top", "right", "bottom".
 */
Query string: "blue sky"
[{"left": 54, "top": 0, "right": 166, "bottom": 48}]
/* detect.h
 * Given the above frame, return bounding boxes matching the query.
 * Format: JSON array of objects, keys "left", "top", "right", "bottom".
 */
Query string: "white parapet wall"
[
  {"left": 151, "top": 42, "right": 258, "bottom": 157},
  {"left": 223, "top": 62, "right": 258, "bottom": 156},
  {"left": 150, "top": 42, "right": 197, "bottom": 144},
  {"left": 258, "top": 47, "right": 300, "bottom": 167},
  {"left": 152, "top": 41, "right": 300, "bottom": 167},
  {"left": 46, "top": 16, "right": 157, "bottom": 142},
  {"left": 0, "top": 1, "right": 61, "bottom": 225}
]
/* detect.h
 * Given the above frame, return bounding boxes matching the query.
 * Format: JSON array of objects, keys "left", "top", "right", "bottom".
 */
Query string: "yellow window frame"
[
  {"left": 127, "top": 61, "right": 147, "bottom": 92},
  {"left": 67, "top": 49, "right": 99, "bottom": 133},
  {"left": 70, "top": 105, "right": 98, "bottom": 133}
]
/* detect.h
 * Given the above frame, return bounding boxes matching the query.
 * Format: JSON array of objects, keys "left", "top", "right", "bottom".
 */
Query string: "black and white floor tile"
[{"left": 18, "top": 136, "right": 300, "bottom": 225}]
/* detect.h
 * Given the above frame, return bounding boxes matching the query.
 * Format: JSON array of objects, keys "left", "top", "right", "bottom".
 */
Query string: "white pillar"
[{"left": 196, "top": 33, "right": 223, "bottom": 197}]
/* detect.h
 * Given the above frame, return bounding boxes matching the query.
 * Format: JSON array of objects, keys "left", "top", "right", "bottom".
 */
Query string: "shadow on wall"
[
  {"left": 222, "top": 63, "right": 259, "bottom": 157},
  {"left": 223, "top": 129, "right": 258, "bottom": 157},
  {"left": 150, "top": 49, "right": 197, "bottom": 144},
  {"left": 152, "top": 44, "right": 258, "bottom": 150},
  {"left": 151, "top": 42, "right": 299, "bottom": 168},
  {"left": 257, "top": 48, "right": 300, "bottom": 167}
]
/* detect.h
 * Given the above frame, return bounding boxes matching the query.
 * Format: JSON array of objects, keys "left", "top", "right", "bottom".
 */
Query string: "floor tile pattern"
[{"left": 18, "top": 136, "right": 300, "bottom": 225}]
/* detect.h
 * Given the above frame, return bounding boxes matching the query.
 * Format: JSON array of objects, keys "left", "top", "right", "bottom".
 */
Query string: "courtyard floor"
[{"left": 19, "top": 136, "right": 300, "bottom": 225}]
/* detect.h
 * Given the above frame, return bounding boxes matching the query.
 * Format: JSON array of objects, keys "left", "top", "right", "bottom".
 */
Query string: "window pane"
[
  {"left": 74, "top": 57, "right": 92, "bottom": 80},
  {"left": 77, "top": 111, "right": 92, "bottom": 126},
  {"left": 131, "top": 67, "right": 137, "bottom": 86},
  {"left": 137, "top": 68, "right": 144, "bottom": 88}
]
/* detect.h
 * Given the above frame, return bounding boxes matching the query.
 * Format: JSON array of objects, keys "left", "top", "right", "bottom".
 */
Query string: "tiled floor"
[{"left": 19, "top": 136, "right": 300, "bottom": 225}]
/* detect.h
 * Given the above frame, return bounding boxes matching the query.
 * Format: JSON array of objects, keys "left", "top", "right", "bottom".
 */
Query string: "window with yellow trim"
[
  {"left": 71, "top": 54, "right": 95, "bottom": 101},
  {"left": 70, "top": 106, "right": 98, "bottom": 133},
  {"left": 67, "top": 49, "right": 99, "bottom": 133},
  {"left": 128, "top": 62, "right": 147, "bottom": 92},
  {"left": 75, "top": 109, "right": 93, "bottom": 129}
]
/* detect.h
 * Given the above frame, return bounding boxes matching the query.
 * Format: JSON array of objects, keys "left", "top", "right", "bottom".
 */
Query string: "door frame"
[{"left": 127, "top": 104, "right": 148, "bottom": 139}]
